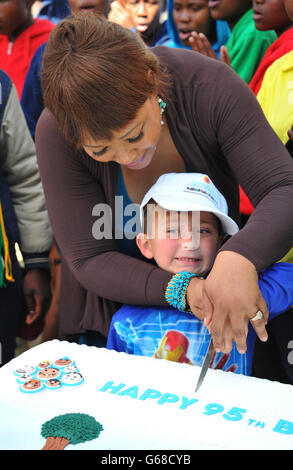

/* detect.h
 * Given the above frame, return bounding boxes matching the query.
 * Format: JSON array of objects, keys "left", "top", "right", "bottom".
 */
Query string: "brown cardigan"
[{"left": 36, "top": 46, "right": 293, "bottom": 339}]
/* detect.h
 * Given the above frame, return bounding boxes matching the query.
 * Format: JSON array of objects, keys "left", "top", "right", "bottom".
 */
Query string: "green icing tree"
[{"left": 41, "top": 413, "right": 103, "bottom": 450}]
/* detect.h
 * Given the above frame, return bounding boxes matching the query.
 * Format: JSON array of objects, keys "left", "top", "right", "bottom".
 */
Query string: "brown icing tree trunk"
[{"left": 42, "top": 436, "right": 70, "bottom": 450}]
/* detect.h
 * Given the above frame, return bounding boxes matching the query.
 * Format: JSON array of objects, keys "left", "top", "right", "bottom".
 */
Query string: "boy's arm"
[{"left": 258, "top": 262, "right": 293, "bottom": 320}]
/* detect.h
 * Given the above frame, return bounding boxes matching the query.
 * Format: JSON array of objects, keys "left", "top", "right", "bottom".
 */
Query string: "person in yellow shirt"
[{"left": 257, "top": 50, "right": 293, "bottom": 146}]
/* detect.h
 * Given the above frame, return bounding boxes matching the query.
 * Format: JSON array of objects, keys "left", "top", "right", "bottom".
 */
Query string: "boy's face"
[
  {"left": 208, "top": 0, "right": 252, "bottom": 23},
  {"left": 137, "top": 209, "right": 223, "bottom": 276},
  {"left": 0, "top": 0, "right": 32, "bottom": 36},
  {"left": 173, "top": 0, "right": 213, "bottom": 47},
  {"left": 283, "top": 0, "right": 293, "bottom": 21},
  {"left": 252, "top": 0, "right": 290, "bottom": 33},
  {"left": 124, "top": 0, "right": 160, "bottom": 34},
  {"left": 69, "top": 0, "right": 109, "bottom": 15}
]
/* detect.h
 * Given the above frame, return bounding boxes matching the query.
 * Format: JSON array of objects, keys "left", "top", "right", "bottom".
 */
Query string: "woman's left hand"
[{"left": 202, "top": 251, "right": 269, "bottom": 354}]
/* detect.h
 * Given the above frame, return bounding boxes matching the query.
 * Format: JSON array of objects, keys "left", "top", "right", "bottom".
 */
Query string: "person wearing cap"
[{"left": 106, "top": 173, "right": 293, "bottom": 376}]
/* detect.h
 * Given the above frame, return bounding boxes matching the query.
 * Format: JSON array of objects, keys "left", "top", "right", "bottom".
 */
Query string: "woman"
[{"left": 36, "top": 13, "right": 293, "bottom": 355}]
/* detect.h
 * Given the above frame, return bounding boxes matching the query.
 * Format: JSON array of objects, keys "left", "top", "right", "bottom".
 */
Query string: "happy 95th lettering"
[{"left": 99, "top": 381, "right": 293, "bottom": 437}]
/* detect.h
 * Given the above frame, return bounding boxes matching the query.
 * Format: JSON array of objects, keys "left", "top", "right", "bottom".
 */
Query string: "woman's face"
[
  {"left": 252, "top": 0, "right": 291, "bottom": 34},
  {"left": 82, "top": 96, "right": 162, "bottom": 170},
  {"left": 173, "top": 0, "right": 213, "bottom": 47},
  {"left": 124, "top": 0, "right": 160, "bottom": 34}
]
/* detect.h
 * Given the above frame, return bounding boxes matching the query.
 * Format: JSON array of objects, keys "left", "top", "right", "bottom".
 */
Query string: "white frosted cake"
[{"left": 0, "top": 339, "right": 293, "bottom": 450}]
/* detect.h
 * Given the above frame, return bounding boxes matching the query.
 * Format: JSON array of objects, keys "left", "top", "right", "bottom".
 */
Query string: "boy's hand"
[
  {"left": 108, "top": 0, "right": 134, "bottom": 29},
  {"left": 220, "top": 45, "right": 231, "bottom": 67},
  {"left": 188, "top": 32, "right": 218, "bottom": 59},
  {"left": 188, "top": 34, "right": 231, "bottom": 68},
  {"left": 202, "top": 251, "right": 269, "bottom": 354}
]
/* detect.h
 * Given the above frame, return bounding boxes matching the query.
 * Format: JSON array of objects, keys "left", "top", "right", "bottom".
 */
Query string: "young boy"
[
  {"left": 109, "top": 0, "right": 172, "bottom": 47},
  {"left": 107, "top": 173, "right": 293, "bottom": 376},
  {"left": 0, "top": 0, "right": 55, "bottom": 98}
]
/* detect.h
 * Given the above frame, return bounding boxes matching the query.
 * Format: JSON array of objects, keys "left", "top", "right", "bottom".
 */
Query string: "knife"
[{"left": 195, "top": 338, "right": 215, "bottom": 393}]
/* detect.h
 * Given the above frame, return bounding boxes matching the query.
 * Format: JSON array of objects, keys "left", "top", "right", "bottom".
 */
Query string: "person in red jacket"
[{"left": 0, "top": 0, "right": 54, "bottom": 98}]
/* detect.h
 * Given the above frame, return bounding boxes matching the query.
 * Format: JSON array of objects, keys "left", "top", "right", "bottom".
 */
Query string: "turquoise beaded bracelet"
[{"left": 165, "top": 271, "right": 197, "bottom": 313}]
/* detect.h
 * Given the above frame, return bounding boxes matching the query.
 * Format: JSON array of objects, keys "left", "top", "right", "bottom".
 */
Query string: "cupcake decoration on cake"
[
  {"left": 20, "top": 379, "right": 44, "bottom": 393},
  {"left": 53, "top": 357, "right": 74, "bottom": 368},
  {"left": 45, "top": 379, "right": 62, "bottom": 390},
  {"left": 36, "top": 367, "right": 61, "bottom": 381},
  {"left": 14, "top": 365, "right": 36, "bottom": 376},
  {"left": 61, "top": 372, "right": 84, "bottom": 386}
]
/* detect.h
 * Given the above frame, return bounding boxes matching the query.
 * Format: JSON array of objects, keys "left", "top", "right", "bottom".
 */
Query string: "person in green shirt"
[{"left": 189, "top": 0, "right": 277, "bottom": 83}]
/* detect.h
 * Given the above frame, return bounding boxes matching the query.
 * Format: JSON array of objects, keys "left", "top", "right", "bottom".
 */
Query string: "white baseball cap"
[{"left": 140, "top": 173, "right": 239, "bottom": 235}]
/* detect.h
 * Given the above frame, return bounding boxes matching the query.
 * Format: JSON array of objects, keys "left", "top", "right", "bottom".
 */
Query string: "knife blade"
[{"left": 195, "top": 338, "right": 215, "bottom": 393}]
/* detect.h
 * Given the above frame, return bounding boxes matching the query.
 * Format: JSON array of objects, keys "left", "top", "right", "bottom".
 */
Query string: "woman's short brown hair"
[{"left": 41, "top": 13, "right": 170, "bottom": 147}]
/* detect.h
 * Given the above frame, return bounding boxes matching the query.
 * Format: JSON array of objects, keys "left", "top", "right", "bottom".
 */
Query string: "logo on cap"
[{"left": 183, "top": 180, "right": 219, "bottom": 207}]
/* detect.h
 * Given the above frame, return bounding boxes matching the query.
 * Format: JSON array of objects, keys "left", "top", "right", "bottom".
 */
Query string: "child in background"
[
  {"left": 190, "top": 0, "right": 277, "bottom": 83},
  {"left": 0, "top": 0, "right": 54, "bottom": 98},
  {"left": 109, "top": 0, "right": 172, "bottom": 47},
  {"left": 107, "top": 173, "right": 293, "bottom": 377},
  {"left": 250, "top": 0, "right": 293, "bottom": 146},
  {"left": 250, "top": 0, "right": 293, "bottom": 95},
  {"left": 166, "top": 0, "right": 230, "bottom": 58}
]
